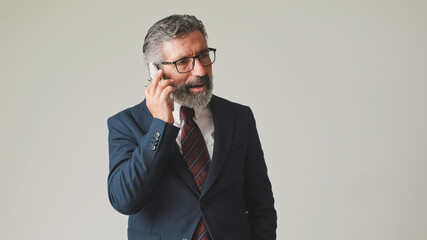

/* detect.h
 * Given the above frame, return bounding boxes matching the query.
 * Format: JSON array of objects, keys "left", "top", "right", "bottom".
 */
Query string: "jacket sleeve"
[
  {"left": 244, "top": 107, "right": 277, "bottom": 239},
  {"left": 107, "top": 115, "right": 180, "bottom": 215}
]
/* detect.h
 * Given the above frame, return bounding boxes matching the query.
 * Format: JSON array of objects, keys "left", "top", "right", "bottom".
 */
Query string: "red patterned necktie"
[{"left": 180, "top": 107, "right": 212, "bottom": 240}]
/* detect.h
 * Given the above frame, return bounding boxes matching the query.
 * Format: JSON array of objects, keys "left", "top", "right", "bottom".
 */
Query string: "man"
[{"left": 107, "top": 14, "right": 277, "bottom": 240}]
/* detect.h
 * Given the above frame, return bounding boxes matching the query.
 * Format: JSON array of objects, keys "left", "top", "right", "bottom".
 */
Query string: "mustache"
[{"left": 176, "top": 75, "right": 211, "bottom": 90}]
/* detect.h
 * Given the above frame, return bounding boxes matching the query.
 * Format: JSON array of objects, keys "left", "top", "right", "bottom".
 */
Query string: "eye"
[
  {"left": 199, "top": 52, "right": 209, "bottom": 59},
  {"left": 176, "top": 58, "right": 191, "bottom": 66}
]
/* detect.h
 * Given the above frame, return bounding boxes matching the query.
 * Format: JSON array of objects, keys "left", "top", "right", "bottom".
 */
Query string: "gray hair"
[{"left": 142, "top": 14, "right": 208, "bottom": 64}]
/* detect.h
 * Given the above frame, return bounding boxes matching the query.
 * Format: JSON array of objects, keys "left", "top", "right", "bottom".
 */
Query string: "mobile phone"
[{"left": 148, "top": 63, "right": 161, "bottom": 81}]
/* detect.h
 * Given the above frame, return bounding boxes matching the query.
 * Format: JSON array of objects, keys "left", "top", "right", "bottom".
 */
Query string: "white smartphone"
[{"left": 148, "top": 63, "right": 160, "bottom": 81}]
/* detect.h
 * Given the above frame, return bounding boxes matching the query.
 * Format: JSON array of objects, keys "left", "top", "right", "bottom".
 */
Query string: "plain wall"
[{"left": 1, "top": 0, "right": 426, "bottom": 239}]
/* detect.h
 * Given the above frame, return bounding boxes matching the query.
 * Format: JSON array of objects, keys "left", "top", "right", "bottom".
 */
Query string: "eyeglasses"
[{"left": 161, "top": 48, "right": 216, "bottom": 74}]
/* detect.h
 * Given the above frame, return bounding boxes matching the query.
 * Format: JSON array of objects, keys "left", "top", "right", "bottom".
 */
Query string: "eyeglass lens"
[{"left": 176, "top": 50, "right": 215, "bottom": 73}]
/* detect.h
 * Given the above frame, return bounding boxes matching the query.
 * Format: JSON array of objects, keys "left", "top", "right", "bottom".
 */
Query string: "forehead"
[{"left": 161, "top": 30, "right": 208, "bottom": 62}]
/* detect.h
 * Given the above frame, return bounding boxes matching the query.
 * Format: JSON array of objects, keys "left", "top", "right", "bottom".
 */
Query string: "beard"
[{"left": 172, "top": 74, "right": 213, "bottom": 109}]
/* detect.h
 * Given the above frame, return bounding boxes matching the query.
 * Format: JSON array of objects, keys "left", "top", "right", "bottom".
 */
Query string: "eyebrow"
[{"left": 174, "top": 48, "right": 210, "bottom": 62}]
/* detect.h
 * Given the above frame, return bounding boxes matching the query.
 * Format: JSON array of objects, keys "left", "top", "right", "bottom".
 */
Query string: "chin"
[{"left": 173, "top": 89, "right": 213, "bottom": 109}]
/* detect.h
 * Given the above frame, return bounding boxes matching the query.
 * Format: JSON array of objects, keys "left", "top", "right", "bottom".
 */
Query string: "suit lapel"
[
  {"left": 201, "top": 95, "right": 234, "bottom": 197},
  {"left": 168, "top": 146, "right": 201, "bottom": 196}
]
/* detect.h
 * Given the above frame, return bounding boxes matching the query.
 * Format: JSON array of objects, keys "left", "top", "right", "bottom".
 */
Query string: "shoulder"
[
  {"left": 107, "top": 100, "right": 152, "bottom": 131},
  {"left": 210, "top": 95, "right": 253, "bottom": 116},
  {"left": 108, "top": 100, "right": 148, "bottom": 120},
  {"left": 210, "top": 95, "right": 250, "bottom": 111}
]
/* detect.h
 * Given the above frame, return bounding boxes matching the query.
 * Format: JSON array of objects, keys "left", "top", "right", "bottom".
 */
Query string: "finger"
[
  {"left": 159, "top": 85, "right": 175, "bottom": 101},
  {"left": 150, "top": 69, "right": 163, "bottom": 90},
  {"left": 145, "top": 82, "right": 153, "bottom": 98},
  {"left": 155, "top": 78, "right": 175, "bottom": 97}
]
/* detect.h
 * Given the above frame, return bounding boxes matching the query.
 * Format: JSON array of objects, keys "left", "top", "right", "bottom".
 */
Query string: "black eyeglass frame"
[{"left": 160, "top": 48, "right": 216, "bottom": 74}]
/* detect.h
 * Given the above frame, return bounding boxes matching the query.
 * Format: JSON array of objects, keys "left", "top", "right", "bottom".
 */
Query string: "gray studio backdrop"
[{"left": 1, "top": 0, "right": 426, "bottom": 239}]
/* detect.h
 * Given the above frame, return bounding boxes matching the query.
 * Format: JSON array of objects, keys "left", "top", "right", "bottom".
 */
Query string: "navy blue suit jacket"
[{"left": 107, "top": 95, "right": 277, "bottom": 240}]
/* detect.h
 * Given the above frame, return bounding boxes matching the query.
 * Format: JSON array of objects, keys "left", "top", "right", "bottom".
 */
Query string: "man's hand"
[{"left": 145, "top": 69, "right": 175, "bottom": 124}]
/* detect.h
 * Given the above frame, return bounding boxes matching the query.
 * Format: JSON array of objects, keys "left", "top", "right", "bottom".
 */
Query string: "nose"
[{"left": 191, "top": 58, "right": 207, "bottom": 76}]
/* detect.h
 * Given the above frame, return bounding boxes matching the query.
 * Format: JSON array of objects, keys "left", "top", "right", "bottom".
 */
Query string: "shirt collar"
[{"left": 172, "top": 101, "right": 205, "bottom": 120}]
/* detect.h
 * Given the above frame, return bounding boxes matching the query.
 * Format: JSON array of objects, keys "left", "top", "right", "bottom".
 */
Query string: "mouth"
[{"left": 188, "top": 82, "right": 206, "bottom": 92}]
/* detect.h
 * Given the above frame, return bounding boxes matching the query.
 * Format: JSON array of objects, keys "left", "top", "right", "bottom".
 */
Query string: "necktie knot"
[{"left": 180, "top": 107, "right": 195, "bottom": 121}]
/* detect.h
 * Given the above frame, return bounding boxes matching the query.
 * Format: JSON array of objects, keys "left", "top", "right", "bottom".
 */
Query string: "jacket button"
[
  {"left": 183, "top": 238, "right": 189, "bottom": 240},
  {"left": 154, "top": 132, "right": 160, "bottom": 138},
  {"left": 150, "top": 145, "right": 156, "bottom": 151},
  {"left": 199, "top": 202, "right": 207, "bottom": 209}
]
